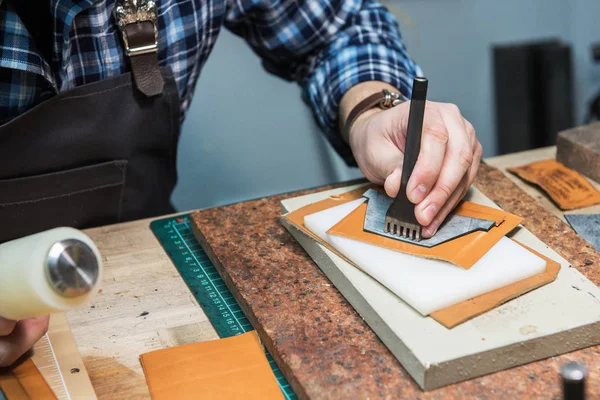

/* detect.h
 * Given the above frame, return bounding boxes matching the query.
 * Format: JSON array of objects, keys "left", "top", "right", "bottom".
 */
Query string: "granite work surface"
[{"left": 191, "top": 165, "right": 600, "bottom": 399}]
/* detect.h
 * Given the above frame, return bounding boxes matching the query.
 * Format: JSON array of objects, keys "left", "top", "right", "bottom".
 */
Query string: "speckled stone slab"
[{"left": 191, "top": 166, "right": 600, "bottom": 399}]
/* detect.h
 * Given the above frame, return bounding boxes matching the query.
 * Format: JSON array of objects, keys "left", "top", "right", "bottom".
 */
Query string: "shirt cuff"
[{"left": 303, "top": 43, "right": 421, "bottom": 166}]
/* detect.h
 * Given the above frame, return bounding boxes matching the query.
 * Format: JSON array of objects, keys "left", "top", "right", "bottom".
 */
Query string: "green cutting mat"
[{"left": 150, "top": 215, "right": 297, "bottom": 399}]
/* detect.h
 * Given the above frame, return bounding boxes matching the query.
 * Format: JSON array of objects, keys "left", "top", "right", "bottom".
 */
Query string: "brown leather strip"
[
  {"left": 343, "top": 91, "right": 385, "bottom": 140},
  {"left": 124, "top": 21, "right": 155, "bottom": 49},
  {"left": 129, "top": 52, "right": 164, "bottom": 97},
  {"left": 13, "top": 359, "right": 56, "bottom": 400},
  {"left": 124, "top": 22, "right": 164, "bottom": 97},
  {"left": 0, "top": 369, "right": 30, "bottom": 400}
]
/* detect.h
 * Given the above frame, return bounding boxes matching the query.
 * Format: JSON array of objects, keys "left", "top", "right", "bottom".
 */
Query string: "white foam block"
[{"left": 304, "top": 199, "right": 546, "bottom": 315}]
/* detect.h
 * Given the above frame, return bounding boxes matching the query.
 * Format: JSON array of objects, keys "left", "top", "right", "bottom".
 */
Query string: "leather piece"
[
  {"left": 0, "top": 371, "right": 28, "bottom": 400},
  {"left": 320, "top": 187, "right": 520, "bottom": 269},
  {"left": 130, "top": 53, "right": 164, "bottom": 97},
  {"left": 0, "top": 359, "right": 56, "bottom": 400},
  {"left": 430, "top": 243, "right": 560, "bottom": 328},
  {"left": 281, "top": 185, "right": 558, "bottom": 328},
  {"left": 140, "top": 331, "right": 283, "bottom": 400},
  {"left": 330, "top": 202, "right": 519, "bottom": 269},
  {"left": 13, "top": 360, "right": 56, "bottom": 400},
  {"left": 344, "top": 91, "right": 386, "bottom": 138},
  {"left": 124, "top": 22, "right": 164, "bottom": 97},
  {"left": 508, "top": 158, "right": 600, "bottom": 210},
  {"left": 125, "top": 21, "right": 155, "bottom": 49}
]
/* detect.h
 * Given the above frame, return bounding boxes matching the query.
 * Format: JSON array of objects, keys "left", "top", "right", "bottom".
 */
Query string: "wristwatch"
[{"left": 343, "top": 89, "right": 408, "bottom": 141}]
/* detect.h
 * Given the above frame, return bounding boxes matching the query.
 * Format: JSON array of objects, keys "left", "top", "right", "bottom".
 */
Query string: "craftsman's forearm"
[{"left": 338, "top": 81, "right": 399, "bottom": 144}]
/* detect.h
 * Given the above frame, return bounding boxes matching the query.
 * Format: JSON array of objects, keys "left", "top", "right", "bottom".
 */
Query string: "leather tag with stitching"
[{"left": 508, "top": 159, "right": 600, "bottom": 210}]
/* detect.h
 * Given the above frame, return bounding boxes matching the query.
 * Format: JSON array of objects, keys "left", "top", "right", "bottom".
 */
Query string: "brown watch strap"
[
  {"left": 344, "top": 91, "right": 387, "bottom": 140},
  {"left": 343, "top": 89, "right": 406, "bottom": 141}
]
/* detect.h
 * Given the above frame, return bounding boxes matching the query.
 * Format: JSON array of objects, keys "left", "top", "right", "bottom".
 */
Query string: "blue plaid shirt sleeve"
[{"left": 225, "top": 0, "right": 421, "bottom": 165}]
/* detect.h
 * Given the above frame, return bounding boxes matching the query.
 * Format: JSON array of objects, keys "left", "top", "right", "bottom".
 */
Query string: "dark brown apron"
[
  {"left": 0, "top": 67, "right": 180, "bottom": 243},
  {"left": 0, "top": 3, "right": 180, "bottom": 243}
]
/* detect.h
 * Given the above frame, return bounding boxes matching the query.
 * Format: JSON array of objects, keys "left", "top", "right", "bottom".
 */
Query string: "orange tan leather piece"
[
  {"left": 282, "top": 185, "right": 376, "bottom": 266},
  {"left": 431, "top": 243, "right": 560, "bottom": 328},
  {"left": 329, "top": 201, "right": 521, "bottom": 269},
  {"left": 0, "top": 369, "right": 29, "bottom": 400},
  {"left": 13, "top": 359, "right": 56, "bottom": 400},
  {"left": 283, "top": 185, "right": 522, "bottom": 269},
  {"left": 140, "top": 331, "right": 284, "bottom": 400},
  {"left": 0, "top": 358, "right": 56, "bottom": 400},
  {"left": 508, "top": 158, "right": 600, "bottom": 210},
  {"left": 281, "top": 186, "right": 558, "bottom": 328}
]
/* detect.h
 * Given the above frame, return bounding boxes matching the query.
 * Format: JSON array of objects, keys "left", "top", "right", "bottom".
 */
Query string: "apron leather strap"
[{"left": 117, "top": 2, "right": 164, "bottom": 97}]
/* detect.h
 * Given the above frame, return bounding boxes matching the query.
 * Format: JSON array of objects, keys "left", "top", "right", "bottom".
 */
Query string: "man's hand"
[
  {"left": 340, "top": 82, "right": 482, "bottom": 238},
  {"left": 0, "top": 316, "right": 49, "bottom": 367}
]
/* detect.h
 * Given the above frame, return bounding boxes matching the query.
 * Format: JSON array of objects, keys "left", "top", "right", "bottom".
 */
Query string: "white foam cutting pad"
[
  {"left": 303, "top": 199, "right": 546, "bottom": 315},
  {"left": 281, "top": 184, "right": 600, "bottom": 390}
]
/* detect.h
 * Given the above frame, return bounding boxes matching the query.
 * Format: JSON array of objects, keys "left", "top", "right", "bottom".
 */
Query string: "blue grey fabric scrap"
[
  {"left": 565, "top": 214, "right": 600, "bottom": 252},
  {"left": 363, "top": 188, "right": 496, "bottom": 248}
]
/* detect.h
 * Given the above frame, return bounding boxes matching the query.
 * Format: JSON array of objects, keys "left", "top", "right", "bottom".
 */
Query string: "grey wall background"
[{"left": 172, "top": 0, "right": 600, "bottom": 212}]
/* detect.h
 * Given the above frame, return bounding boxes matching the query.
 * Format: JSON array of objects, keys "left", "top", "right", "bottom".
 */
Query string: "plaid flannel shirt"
[{"left": 0, "top": 0, "right": 419, "bottom": 163}]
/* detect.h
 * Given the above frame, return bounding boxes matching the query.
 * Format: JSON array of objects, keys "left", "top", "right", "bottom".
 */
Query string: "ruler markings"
[
  {"left": 33, "top": 335, "right": 69, "bottom": 400},
  {"left": 46, "top": 334, "right": 70, "bottom": 400},
  {"left": 172, "top": 224, "right": 240, "bottom": 328}
]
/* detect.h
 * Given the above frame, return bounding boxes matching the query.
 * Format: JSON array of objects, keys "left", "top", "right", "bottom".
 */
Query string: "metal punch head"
[{"left": 384, "top": 217, "right": 421, "bottom": 241}]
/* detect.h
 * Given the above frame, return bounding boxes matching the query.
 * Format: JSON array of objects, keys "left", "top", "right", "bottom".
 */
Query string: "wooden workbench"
[{"left": 67, "top": 146, "right": 599, "bottom": 399}]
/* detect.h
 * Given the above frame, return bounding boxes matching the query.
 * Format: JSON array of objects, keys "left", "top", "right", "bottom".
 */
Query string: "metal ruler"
[{"left": 150, "top": 215, "right": 297, "bottom": 400}]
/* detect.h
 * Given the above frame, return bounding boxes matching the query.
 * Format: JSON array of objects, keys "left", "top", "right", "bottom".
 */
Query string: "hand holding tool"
[
  {"left": 0, "top": 227, "right": 103, "bottom": 321},
  {"left": 385, "top": 77, "right": 428, "bottom": 240}
]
